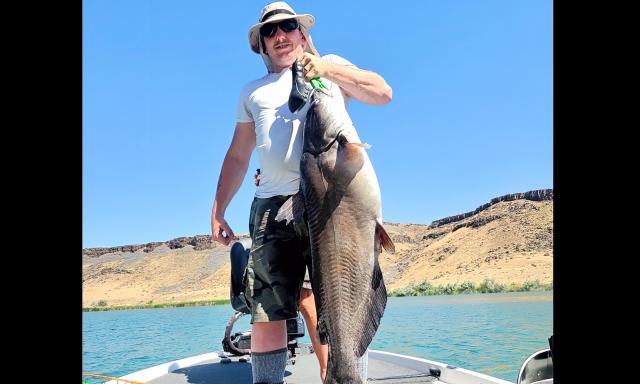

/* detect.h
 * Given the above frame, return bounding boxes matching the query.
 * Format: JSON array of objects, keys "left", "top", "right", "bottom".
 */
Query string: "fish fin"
[
  {"left": 274, "top": 191, "right": 304, "bottom": 225},
  {"left": 351, "top": 142, "right": 372, "bottom": 149},
  {"left": 317, "top": 318, "right": 329, "bottom": 345},
  {"left": 324, "top": 353, "right": 335, "bottom": 384},
  {"left": 356, "top": 260, "right": 387, "bottom": 358},
  {"left": 274, "top": 195, "right": 294, "bottom": 224},
  {"left": 376, "top": 219, "right": 396, "bottom": 253},
  {"left": 315, "top": 286, "right": 330, "bottom": 346},
  {"left": 337, "top": 143, "right": 366, "bottom": 184}
]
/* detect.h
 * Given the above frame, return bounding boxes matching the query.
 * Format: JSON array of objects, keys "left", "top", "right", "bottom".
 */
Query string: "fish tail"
[{"left": 324, "top": 350, "right": 365, "bottom": 383}]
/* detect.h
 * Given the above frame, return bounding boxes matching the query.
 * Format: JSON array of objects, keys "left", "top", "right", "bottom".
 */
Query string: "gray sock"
[
  {"left": 251, "top": 347, "right": 288, "bottom": 384},
  {"left": 357, "top": 349, "right": 369, "bottom": 383}
]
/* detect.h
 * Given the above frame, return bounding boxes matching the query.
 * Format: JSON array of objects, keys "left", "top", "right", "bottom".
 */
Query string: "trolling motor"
[
  {"left": 516, "top": 335, "right": 554, "bottom": 384},
  {"left": 221, "top": 239, "right": 306, "bottom": 360}
]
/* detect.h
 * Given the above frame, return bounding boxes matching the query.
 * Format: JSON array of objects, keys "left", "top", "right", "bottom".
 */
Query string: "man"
[
  {"left": 253, "top": 169, "right": 327, "bottom": 381},
  {"left": 211, "top": 2, "right": 392, "bottom": 383}
]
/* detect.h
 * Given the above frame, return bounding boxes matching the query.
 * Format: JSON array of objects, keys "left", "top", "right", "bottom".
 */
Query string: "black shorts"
[{"left": 246, "top": 195, "right": 311, "bottom": 322}]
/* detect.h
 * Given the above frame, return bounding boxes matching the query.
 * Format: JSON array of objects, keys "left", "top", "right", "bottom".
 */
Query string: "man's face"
[{"left": 262, "top": 19, "right": 306, "bottom": 70}]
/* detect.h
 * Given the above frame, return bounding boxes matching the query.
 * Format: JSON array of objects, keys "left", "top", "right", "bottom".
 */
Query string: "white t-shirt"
[{"left": 236, "top": 54, "right": 357, "bottom": 198}]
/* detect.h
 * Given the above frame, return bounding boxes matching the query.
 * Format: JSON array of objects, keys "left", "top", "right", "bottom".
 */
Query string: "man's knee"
[{"left": 252, "top": 320, "right": 287, "bottom": 352}]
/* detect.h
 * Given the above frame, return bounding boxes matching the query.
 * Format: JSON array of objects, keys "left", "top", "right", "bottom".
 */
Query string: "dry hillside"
[{"left": 82, "top": 189, "right": 552, "bottom": 307}]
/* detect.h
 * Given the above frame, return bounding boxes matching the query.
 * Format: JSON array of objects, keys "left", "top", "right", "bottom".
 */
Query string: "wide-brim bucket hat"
[{"left": 248, "top": 2, "right": 319, "bottom": 56}]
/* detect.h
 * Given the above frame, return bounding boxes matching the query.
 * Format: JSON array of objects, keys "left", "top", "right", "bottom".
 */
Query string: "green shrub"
[
  {"left": 522, "top": 280, "right": 541, "bottom": 291},
  {"left": 442, "top": 283, "right": 457, "bottom": 295},
  {"left": 458, "top": 281, "right": 476, "bottom": 294},
  {"left": 478, "top": 279, "right": 506, "bottom": 293}
]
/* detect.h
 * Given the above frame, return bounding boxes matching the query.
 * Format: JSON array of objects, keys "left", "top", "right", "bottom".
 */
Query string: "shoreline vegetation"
[
  {"left": 389, "top": 279, "right": 552, "bottom": 297},
  {"left": 83, "top": 279, "right": 552, "bottom": 312},
  {"left": 83, "top": 298, "right": 231, "bottom": 312}
]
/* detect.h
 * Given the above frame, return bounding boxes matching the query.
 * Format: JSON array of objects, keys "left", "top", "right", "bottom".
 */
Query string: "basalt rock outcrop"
[
  {"left": 83, "top": 235, "right": 215, "bottom": 257},
  {"left": 430, "top": 189, "right": 552, "bottom": 228}
]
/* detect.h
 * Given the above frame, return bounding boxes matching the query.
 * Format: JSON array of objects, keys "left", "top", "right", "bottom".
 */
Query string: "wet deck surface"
[{"left": 147, "top": 348, "right": 438, "bottom": 384}]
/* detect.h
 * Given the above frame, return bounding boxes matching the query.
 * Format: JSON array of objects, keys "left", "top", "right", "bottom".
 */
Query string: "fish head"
[{"left": 303, "top": 89, "right": 346, "bottom": 154}]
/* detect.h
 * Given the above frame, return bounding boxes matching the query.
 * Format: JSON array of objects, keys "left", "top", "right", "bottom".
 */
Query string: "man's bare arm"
[
  {"left": 299, "top": 52, "right": 392, "bottom": 105},
  {"left": 211, "top": 122, "right": 256, "bottom": 245}
]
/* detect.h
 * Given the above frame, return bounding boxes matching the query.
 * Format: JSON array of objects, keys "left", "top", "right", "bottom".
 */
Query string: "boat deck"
[{"left": 145, "top": 347, "right": 438, "bottom": 384}]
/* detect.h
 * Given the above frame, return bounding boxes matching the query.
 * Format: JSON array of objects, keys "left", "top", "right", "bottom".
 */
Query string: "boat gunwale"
[
  {"left": 106, "top": 349, "right": 515, "bottom": 384},
  {"left": 104, "top": 352, "right": 221, "bottom": 384},
  {"left": 369, "top": 350, "right": 514, "bottom": 384}
]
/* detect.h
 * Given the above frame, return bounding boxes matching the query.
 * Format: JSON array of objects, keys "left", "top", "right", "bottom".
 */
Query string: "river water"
[{"left": 82, "top": 291, "right": 552, "bottom": 382}]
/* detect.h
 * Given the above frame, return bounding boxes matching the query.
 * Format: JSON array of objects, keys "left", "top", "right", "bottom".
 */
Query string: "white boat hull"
[{"left": 105, "top": 349, "right": 516, "bottom": 384}]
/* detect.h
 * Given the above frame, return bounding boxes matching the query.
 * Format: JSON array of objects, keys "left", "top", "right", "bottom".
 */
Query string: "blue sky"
[{"left": 83, "top": 0, "right": 552, "bottom": 248}]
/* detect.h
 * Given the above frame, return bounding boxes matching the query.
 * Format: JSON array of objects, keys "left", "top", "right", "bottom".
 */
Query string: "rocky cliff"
[{"left": 83, "top": 234, "right": 216, "bottom": 258}]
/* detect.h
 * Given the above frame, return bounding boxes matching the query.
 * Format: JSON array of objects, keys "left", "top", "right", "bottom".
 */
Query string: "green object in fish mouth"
[{"left": 310, "top": 77, "right": 327, "bottom": 89}]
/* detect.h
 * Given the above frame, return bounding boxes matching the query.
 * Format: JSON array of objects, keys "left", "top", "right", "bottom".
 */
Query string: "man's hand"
[
  {"left": 212, "top": 214, "right": 236, "bottom": 246},
  {"left": 298, "top": 53, "right": 392, "bottom": 105},
  {"left": 299, "top": 52, "right": 330, "bottom": 82}
]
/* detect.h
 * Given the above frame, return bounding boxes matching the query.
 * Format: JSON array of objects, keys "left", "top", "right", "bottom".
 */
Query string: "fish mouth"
[
  {"left": 288, "top": 59, "right": 333, "bottom": 114},
  {"left": 289, "top": 58, "right": 312, "bottom": 113}
]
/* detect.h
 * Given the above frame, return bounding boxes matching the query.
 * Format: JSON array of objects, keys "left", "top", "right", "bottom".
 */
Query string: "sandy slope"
[{"left": 380, "top": 199, "right": 552, "bottom": 290}]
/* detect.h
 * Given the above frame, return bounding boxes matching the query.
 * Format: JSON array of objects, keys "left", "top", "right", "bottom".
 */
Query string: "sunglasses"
[{"left": 259, "top": 19, "right": 299, "bottom": 38}]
